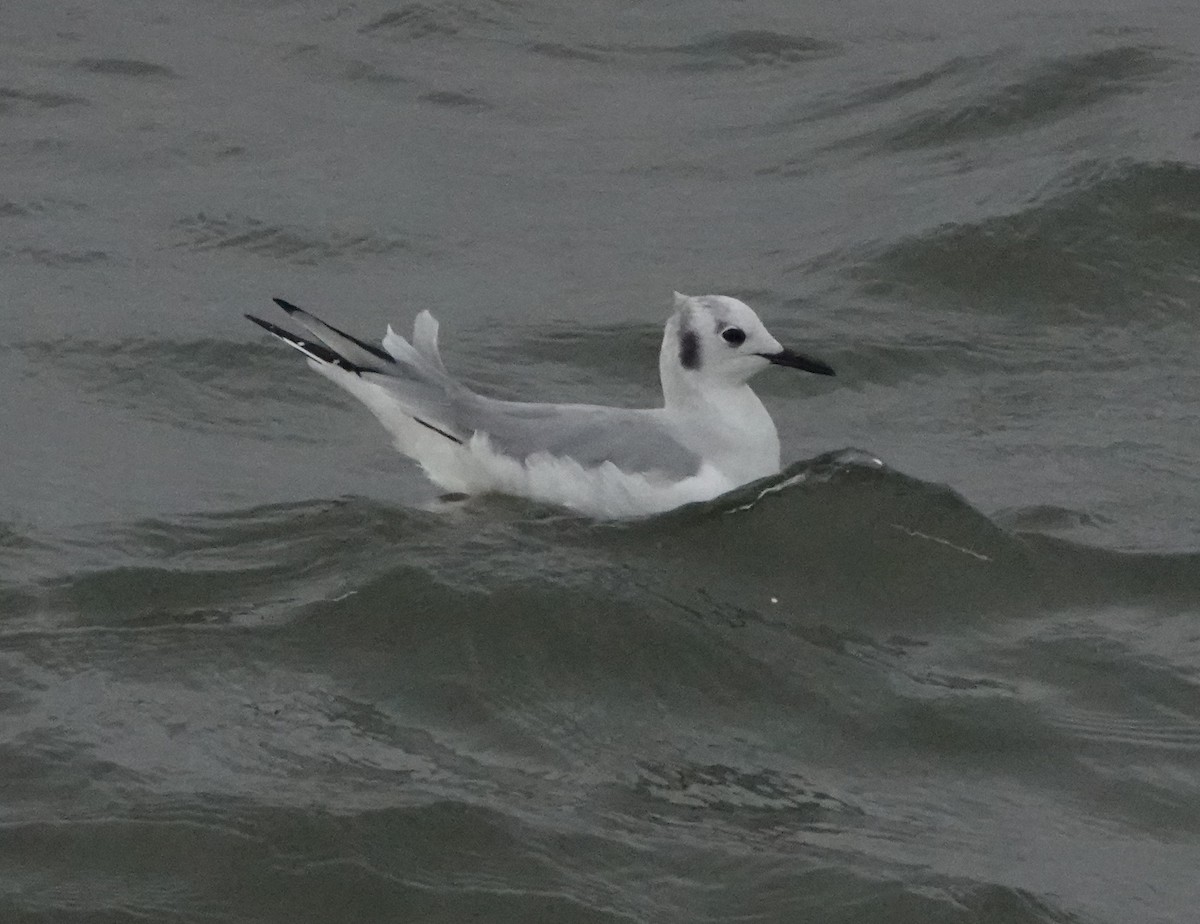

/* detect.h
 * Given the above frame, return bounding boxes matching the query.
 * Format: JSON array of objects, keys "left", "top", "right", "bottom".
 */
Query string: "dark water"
[{"left": 4, "top": 1, "right": 1200, "bottom": 921}]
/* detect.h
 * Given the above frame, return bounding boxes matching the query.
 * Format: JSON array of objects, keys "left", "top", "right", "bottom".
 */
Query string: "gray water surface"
[{"left": 3, "top": 1, "right": 1200, "bottom": 922}]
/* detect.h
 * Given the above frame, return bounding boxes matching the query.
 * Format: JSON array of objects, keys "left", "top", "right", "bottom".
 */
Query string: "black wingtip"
[
  {"left": 246, "top": 313, "right": 293, "bottom": 339},
  {"left": 269, "top": 298, "right": 396, "bottom": 366},
  {"left": 246, "top": 311, "right": 366, "bottom": 373},
  {"left": 246, "top": 313, "right": 277, "bottom": 333}
]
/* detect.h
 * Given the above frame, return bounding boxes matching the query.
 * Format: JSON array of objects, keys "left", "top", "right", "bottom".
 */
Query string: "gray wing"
[
  {"left": 255, "top": 301, "right": 700, "bottom": 477},
  {"left": 455, "top": 395, "right": 703, "bottom": 479}
]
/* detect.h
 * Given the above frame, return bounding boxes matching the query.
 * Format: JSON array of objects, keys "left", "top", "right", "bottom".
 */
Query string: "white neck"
[
  {"left": 655, "top": 311, "right": 783, "bottom": 483},
  {"left": 659, "top": 369, "right": 782, "bottom": 484}
]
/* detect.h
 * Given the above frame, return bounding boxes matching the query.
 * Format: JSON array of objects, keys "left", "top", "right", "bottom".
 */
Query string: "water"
[{"left": 3, "top": 1, "right": 1200, "bottom": 921}]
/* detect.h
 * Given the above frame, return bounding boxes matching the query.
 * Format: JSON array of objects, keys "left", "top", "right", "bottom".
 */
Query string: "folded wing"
[{"left": 248, "top": 300, "right": 702, "bottom": 479}]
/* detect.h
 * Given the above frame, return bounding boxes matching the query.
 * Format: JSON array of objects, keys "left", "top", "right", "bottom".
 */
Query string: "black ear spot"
[
  {"left": 679, "top": 328, "right": 701, "bottom": 370},
  {"left": 722, "top": 327, "right": 746, "bottom": 346}
]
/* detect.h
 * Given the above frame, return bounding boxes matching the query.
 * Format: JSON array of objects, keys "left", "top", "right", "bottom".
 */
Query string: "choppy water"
[{"left": 4, "top": 1, "right": 1200, "bottom": 922}]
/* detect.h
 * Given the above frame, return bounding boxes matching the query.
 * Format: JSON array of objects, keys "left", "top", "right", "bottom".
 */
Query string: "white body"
[{"left": 256, "top": 293, "right": 830, "bottom": 518}]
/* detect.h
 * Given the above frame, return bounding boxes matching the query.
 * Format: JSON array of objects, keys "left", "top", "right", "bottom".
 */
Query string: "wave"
[
  {"left": 14, "top": 335, "right": 351, "bottom": 436},
  {"left": 813, "top": 56, "right": 986, "bottom": 122},
  {"left": 654, "top": 30, "right": 838, "bottom": 72},
  {"left": 74, "top": 57, "right": 177, "bottom": 79},
  {"left": 357, "top": 6, "right": 837, "bottom": 74},
  {"left": 419, "top": 88, "right": 493, "bottom": 109},
  {"left": 5, "top": 246, "right": 109, "bottom": 267},
  {"left": 173, "top": 212, "right": 429, "bottom": 264},
  {"left": 8, "top": 454, "right": 1196, "bottom": 774},
  {"left": 11, "top": 451, "right": 1200, "bottom": 639},
  {"left": 528, "top": 29, "right": 837, "bottom": 73},
  {"left": 0, "top": 86, "right": 88, "bottom": 115},
  {"left": 858, "top": 159, "right": 1200, "bottom": 319},
  {"left": 359, "top": 2, "right": 516, "bottom": 40},
  {"left": 0, "top": 791, "right": 1085, "bottom": 924},
  {"left": 843, "top": 45, "right": 1169, "bottom": 153},
  {"left": 6, "top": 459, "right": 1197, "bottom": 922}
]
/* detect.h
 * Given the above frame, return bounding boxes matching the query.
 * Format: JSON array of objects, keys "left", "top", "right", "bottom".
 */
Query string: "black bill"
[{"left": 759, "top": 348, "right": 836, "bottom": 377}]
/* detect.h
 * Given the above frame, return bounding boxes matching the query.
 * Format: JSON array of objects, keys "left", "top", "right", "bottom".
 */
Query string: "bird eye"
[{"left": 722, "top": 327, "right": 746, "bottom": 346}]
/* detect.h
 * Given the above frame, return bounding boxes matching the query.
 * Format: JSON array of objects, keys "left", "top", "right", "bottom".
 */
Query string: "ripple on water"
[
  {"left": 841, "top": 45, "right": 1171, "bottom": 153},
  {"left": 173, "top": 212, "right": 428, "bottom": 264},
  {"left": 0, "top": 86, "right": 89, "bottom": 115},
  {"left": 657, "top": 30, "right": 840, "bottom": 72},
  {"left": 858, "top": 160, "right": 1200, "bottom": 319},
  {"left": 359, "top": 3, "right": 515, "bottom": 40},
  {"left": 75, "top": 57, "right": 179, "bottom": 79}
]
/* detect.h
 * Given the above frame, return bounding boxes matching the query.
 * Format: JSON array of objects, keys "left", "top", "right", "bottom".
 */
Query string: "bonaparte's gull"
[{"left": 246, "top": 292, "right": 834, "bottom": 518}]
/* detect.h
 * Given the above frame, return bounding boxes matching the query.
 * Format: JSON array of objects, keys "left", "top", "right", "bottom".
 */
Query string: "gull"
[{"left": 246, "top": 292, "right": 835, "bottom": 518}]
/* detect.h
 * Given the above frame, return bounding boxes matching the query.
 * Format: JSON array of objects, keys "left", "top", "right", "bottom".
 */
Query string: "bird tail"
[{"left": 247, "top": 299, "right": 469, "bottom": 452}]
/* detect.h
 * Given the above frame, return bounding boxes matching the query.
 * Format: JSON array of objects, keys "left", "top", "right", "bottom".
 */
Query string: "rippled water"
[{"left": 4, "top": 1, "right": 1200, "bottom": 922}]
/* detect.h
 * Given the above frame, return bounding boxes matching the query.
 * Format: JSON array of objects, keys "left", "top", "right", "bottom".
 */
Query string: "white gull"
[{"left": 246, "top": 292, "right": 834, "bottom": 518}]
